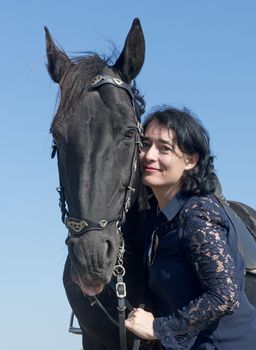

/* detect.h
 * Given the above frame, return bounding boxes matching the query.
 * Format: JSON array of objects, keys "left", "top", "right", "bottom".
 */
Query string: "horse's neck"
[
  {"left": 123, "top": 185, "right": 148, "bottom": 260},
  {"left": 121, "top": 192, "right": 148, "bottom": 304}
]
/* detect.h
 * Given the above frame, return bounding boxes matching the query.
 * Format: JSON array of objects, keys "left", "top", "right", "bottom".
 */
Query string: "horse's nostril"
[
  {"left": 105, "top": 240, "right": 113, "bottom": 259},
  {"left": 67, "top": 238, "right": 76, "bottom": 255},
  {"left": 65, "top": 236, "right": 71, "bottom": 246}
]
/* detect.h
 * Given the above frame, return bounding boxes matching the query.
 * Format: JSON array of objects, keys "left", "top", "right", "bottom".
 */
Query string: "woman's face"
[{"left": 139, "top": 119, "right": 197, "bottom": 194}]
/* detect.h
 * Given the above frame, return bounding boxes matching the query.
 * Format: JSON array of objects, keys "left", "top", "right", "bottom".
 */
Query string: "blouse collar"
[{"left": 161, "top": 192, "right": 188, "bottom": 221}]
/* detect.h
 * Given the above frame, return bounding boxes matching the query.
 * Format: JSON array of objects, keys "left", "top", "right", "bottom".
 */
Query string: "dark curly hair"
[{"left": 143, "top": 106, "right": 218, "bottom": 196}]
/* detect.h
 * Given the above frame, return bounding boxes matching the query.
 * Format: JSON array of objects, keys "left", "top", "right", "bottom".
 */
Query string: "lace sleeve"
[{"left": 153, "top": 196, "right": 240, "bottom": 350}]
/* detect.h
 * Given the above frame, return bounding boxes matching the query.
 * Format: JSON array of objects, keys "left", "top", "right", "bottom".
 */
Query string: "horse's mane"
[{"left": 50, "top": 52, "right": 145, "bottom": 133}]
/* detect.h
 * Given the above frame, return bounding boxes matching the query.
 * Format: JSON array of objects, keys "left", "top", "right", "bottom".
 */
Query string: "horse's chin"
[
  {"left": 70, "top": 263, "right": 111, "bottom": 296},
  {"left": 73, "top": 274, "right": 105, "bottom": 296},
  {"left": 80, "top": 282, "right": 104, "bottom": 296}
]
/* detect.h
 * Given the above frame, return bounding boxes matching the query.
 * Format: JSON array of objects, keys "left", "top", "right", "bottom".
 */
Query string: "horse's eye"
[
  {"left": 51, "top": 140, "right": 57, "bottom": 159},
  {"left": 125, "top": 129, "right": 135, "bottom": 138}
]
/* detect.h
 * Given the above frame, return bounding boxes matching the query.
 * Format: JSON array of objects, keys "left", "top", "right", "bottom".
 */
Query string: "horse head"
[{"left": 45, "top": 19, "right": 145, "bottom": 297}]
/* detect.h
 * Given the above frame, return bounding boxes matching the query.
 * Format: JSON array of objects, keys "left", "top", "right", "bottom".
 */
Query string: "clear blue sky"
[{"left": 1, "top": 1, "right": 256, "bottom": 349}]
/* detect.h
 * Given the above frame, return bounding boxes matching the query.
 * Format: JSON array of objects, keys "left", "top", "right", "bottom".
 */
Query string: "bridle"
[{"left": 52, "top": 74, "right": 144, "bottom": 350}]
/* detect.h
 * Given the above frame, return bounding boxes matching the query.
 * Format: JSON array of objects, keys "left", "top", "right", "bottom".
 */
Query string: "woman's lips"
[{"left": 143, "top": 166, "right": 160, "bottom": 172}]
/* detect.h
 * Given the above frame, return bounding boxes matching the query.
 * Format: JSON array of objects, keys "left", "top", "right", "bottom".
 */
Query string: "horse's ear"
[
  {"left": 114, "top": 18, "right": 145, "bottom": 82},
  {"left": 44, "top": 26, "right": 71, "bottom": 84}
]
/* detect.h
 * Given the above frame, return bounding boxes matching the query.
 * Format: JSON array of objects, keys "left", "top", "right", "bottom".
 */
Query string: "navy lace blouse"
[{"left": 146, "top": 194, "right": 256, "bottom": 350}]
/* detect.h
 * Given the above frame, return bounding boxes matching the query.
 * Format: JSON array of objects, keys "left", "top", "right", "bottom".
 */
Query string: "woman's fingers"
[{"left": 125, "top": 308, "right": 157, "bottom": 340}]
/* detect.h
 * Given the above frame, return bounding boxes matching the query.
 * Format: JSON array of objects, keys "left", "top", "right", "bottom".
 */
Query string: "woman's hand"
[{"left": 125, "top": 308, "right": 157, "bottom": 340}]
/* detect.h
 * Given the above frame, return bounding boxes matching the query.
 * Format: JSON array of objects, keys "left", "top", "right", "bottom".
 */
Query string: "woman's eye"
[
  {"left": 159, "top": 146, "right": 172, "bottom": 153},
  {"left": 141, "top": 141, "right": 150, "bottom": 149}
]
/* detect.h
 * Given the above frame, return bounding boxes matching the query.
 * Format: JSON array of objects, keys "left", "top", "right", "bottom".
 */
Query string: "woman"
[{"left": 125, "top": 107, "right": 256, "bottom": 349}]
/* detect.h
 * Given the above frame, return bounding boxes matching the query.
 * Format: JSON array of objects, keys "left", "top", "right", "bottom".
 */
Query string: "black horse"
[
  {"left": 45, "top": 19, "right": 157, "bottom": 350},
  {"left": 45, "top": 18, "right": 256, "bottom": 350}
]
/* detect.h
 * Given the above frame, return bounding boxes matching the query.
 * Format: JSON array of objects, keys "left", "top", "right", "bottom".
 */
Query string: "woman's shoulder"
[
  {"left": 183, "top": 194, "right": 218, "bottom": 209},
  {"left": 181, "top": 194, "right": 228, "bottom": 226}
]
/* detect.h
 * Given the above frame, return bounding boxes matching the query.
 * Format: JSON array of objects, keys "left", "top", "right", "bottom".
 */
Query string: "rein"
[{"left": 52, "top": 74, "right": 144, "bottom": 350}]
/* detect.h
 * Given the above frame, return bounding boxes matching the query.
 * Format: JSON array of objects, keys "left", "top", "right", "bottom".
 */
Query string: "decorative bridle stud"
[
  {"left": 66, "top": 220, "right": 88, "bottom": 233},
  {"left": 98, "top": 220, "right": 108, "bottom": 228}
]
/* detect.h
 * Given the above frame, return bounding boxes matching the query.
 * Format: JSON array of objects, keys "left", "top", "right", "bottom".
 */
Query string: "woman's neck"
[{"left": 152, "top": 184, "right": 181, "bottom": 210}]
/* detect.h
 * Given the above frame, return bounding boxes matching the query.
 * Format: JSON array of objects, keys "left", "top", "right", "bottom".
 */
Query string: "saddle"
[
  {"left": 214, "top": 177, "right": 256, "bottom": 274},
  {"left": 221, "top": 199, "right": 256, "bottom": 274}
]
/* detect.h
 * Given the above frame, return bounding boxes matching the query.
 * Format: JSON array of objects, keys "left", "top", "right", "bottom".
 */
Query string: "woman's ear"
[{"left": 184, "top": 153, "right": 199, "bottom": 170}]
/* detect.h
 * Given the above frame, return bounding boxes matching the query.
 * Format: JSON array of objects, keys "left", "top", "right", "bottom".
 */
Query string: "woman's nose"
[{"left": 143, "top": 145, "right": 157, "bottom": 161}]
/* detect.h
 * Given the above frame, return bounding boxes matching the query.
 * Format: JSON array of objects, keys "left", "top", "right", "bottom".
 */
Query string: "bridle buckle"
[{"left": 116, "top": 282, "right": 126, "bottom": 298}]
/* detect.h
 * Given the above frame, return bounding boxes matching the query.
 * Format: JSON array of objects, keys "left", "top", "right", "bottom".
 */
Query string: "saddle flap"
[{"left": 223, "top": 201, "right": 256, "bottom": 273}]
